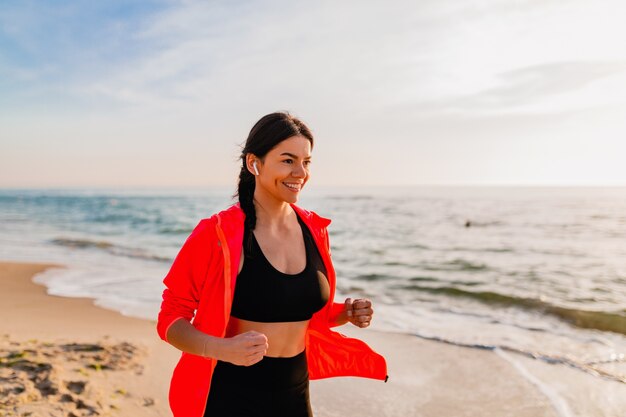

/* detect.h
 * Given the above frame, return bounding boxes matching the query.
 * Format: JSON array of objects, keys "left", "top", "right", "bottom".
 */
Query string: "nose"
[{"left": 292, "top": 162, "right": 307, "bottom": 178}]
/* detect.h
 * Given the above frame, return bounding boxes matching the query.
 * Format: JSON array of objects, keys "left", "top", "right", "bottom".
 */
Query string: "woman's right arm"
[
  {"left": 165, "top": 319, "right": 224, "bottom": 358},
  {"left": 156, "top": 220, "right": 211, "bottom": 344},
  {"left": 167, "top": 320, "right": 268, "bottom": 365}
]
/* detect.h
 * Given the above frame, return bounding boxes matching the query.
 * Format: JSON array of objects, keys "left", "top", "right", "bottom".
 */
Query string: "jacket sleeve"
[
  {"left": 156, "top": 219, "right": 214, "bottom": 342},
  {"left": 328, "top": 302, "right": 346, "bottom": 328}
]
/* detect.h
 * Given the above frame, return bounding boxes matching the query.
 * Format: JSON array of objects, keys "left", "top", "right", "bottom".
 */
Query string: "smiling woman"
[{"left": 156, "top": 111, "right": 388, "bottom": 417}]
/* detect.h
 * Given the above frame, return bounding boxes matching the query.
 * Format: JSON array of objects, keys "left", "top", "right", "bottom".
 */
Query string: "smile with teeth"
[{"left": 283, "top": 182, "right": 302, "bottom": 191}]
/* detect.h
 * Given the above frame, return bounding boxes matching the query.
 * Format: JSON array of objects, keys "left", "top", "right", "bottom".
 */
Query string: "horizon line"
[{"left": 2, "top": 183, "right": 626, "bottom": 190}]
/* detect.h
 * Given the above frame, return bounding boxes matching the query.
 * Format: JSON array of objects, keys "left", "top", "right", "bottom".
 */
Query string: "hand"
[
  {"left": 345, "top": 298, "right": 374, "bottom": 328},
  {"left": 218, "top": 331, "right": 268, "bottom": 366}
]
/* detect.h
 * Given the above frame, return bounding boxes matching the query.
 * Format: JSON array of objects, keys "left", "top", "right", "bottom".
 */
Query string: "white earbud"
[{"left": 253, "top": 161, "right": 260, "bottom": 176}]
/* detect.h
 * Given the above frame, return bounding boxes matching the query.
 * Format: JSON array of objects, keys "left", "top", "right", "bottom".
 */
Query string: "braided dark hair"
[{"left": 232, "top": 111, "right": 314, "bottom": 250}]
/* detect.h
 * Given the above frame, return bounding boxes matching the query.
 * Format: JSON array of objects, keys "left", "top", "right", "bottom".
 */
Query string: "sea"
[{"left": 1, "top": 186, "right": 625, "bottom": 398}]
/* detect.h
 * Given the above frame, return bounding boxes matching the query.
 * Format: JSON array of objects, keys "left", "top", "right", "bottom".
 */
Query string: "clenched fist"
[
  {"left": 344, "top": 298, "right": 374, "bottom": 328},
  {"left": 218, "top": 330, "right": 268, "bottom": 366}
]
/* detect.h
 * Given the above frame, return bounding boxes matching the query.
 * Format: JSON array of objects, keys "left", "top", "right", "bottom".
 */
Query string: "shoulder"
[
  {"left": 189, "top": 217, "right": 215, "bottom": 236},
  {"left": 181, "top": 218, "right": 216, "bottom": 253},
  {"left": 291, "top": 203, "right": 332, "bottom": 229},
  {"left": 186, "top": 203, "right": 240, "bottom": 240},
  {"left": 214, "top": 202, "right": 245, "bottom": 224},
  {"left": 185, "top": 203, "right": 245, "bottom": 245}
]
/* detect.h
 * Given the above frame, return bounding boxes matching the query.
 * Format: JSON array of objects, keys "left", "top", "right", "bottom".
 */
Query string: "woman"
[{"left": 156, "top": 111, "right": 388, "bottom": 417}]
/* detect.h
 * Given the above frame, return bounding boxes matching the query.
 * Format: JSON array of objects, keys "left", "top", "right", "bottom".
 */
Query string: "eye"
[{"left": 282, "top": 159, "right": 312, "bottom": 166}]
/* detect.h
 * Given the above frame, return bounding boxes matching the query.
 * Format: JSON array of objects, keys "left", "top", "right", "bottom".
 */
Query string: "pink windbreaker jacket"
[{"left": 156, "top": 202, "right": 388, "bottom": 417}]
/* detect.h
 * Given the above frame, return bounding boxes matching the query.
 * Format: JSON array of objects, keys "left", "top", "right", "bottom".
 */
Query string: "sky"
[{"left": 1, "top": 0, "right": 626, "bottom": 188}]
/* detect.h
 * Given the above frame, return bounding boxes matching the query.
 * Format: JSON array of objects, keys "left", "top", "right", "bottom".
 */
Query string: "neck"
[{"left": 251, "top": 188, "right": 295, "bottom": 229}]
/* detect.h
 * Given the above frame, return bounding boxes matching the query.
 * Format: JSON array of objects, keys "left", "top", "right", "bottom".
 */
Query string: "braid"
[{"left": 236, "top": 165, "right": 256, "bottom": 253}]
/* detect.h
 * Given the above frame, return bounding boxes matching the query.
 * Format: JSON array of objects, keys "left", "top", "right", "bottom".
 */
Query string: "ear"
[{"left": 246, "top": 153, "right": 258, "bottom": 176}]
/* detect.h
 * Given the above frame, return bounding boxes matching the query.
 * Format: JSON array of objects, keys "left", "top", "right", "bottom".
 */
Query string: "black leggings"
[{"left": 203, "top": 349, "right": 313, "bottom": 417}]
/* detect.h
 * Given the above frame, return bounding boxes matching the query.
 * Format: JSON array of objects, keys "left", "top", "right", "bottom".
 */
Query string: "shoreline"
[{"left": 1, "top": 260, "right": 625, "bottom": 416}]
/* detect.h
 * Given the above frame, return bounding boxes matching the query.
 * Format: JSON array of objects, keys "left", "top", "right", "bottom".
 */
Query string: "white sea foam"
[{"left": 494, "top": 347, "right": 574, "bottom": 417}]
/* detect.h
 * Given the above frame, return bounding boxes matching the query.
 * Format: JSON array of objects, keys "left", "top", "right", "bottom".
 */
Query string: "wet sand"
[{"left": 1, "top": 261, "right": 624, "bottom": 417}]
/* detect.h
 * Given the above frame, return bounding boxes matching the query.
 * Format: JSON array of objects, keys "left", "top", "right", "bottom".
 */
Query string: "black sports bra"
[{"left": 229, "top": 214, "right": 330, "bottom": 322}]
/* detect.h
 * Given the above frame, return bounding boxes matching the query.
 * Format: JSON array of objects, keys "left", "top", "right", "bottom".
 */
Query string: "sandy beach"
[
  {"left": 1, "top": 260, "right": 624, "bottom": 417},
  {"left": 0, "top": 261, "right": 179, "bottom": 417}
]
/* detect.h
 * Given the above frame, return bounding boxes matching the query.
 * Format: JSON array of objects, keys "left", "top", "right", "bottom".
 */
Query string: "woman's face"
[{"left": 249, "top": 135, "right": 312, "bottom": 204}]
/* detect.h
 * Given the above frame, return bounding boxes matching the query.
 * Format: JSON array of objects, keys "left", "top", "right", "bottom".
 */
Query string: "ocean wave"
[
  {"left": 107, "top": 247, "right": 171, "bottom": 262},
  {"left": 400, "top": 284, "right": 626, "bottom": 335},
  {"left": 409, "top": 331, "right": 625, "bottom": 384},
  {"left": 355, "top": 273, "right": 387, "bottom": 281},
  {"left": 449, "top": 246, "right": 514, "bottom": 253},
  {"left": 157, "top": 226, "right": 193, "bottom": 235},
  {"left": 409, "top": 276, "right": 439, "bottom": 282},
  {"left": 88, "top": 213, "right": 157, "bottom": 225},
  {"left": 421, "top": 258, "right": 489, "bottom": 272},
  {"left": 50, "top": 237, "right": 170, "bottom": 262},
  {"left": 51, "top": 238, "right": 113, "bottom": 249}
]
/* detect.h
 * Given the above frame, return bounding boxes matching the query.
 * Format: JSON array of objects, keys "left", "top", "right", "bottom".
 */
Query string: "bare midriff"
[{"left": 224, "top": 316, "right": 309, "bottom": 358}]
